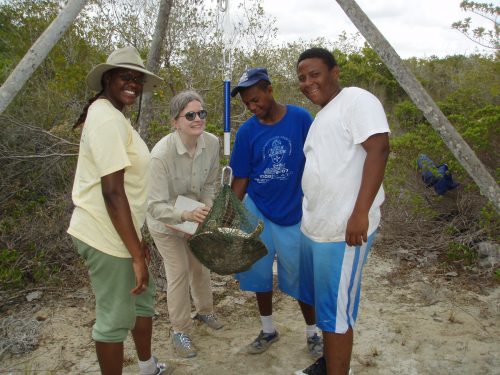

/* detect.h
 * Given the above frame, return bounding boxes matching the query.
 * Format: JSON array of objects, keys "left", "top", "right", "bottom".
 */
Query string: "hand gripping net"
[{"left": 188, "top": 173, "right": 268, "bottom": 275}]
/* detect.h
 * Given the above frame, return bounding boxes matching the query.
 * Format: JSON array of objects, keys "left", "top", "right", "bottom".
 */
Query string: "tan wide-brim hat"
[{"left": 86, "top": 45, "right": 163, "bottom": 92}]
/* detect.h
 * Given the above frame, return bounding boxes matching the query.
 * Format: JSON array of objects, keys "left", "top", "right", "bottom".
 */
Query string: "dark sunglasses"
[
  {"left": 118, "top": 73, "right": 146, "bottom": 85},
  {"left": 178, "top": 110, "right": 208, "bottom": 121}
]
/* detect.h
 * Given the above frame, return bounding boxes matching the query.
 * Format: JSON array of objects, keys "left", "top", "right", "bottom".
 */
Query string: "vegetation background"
[{"left": 0, "top": 0, "right": 498, "bottom": 360}]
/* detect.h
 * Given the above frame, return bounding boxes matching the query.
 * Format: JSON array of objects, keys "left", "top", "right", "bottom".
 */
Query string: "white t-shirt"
[
  {"left": 67, "top": 99, "right": 151, "bottom": 258},
  {"left": 301, "top": 87, "right": 390, "bottom": 242}
]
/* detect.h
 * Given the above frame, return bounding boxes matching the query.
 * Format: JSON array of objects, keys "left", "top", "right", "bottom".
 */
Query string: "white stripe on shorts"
[
  {"left": 336, "top": 244, "right": 355, "bottom": 332},
  {"left": 348, "top": 241, "right": 369, "bottom": 326}
]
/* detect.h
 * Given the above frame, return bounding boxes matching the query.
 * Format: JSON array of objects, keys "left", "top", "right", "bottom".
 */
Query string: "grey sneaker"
[
  {"left": 307, "top": 333, "right": 323, "bottom": 357},
  {"left": 150, "top": 356, "right": 175, "bottom": 375},
  {"left": 246, "top": 330, "right": 279, "bottom": 354},
  {"left": 171, "top": 331, "right": 197, "bottom": 358},
  {"left": 194, "top": 313, "right": 224, "bottom": 330}
]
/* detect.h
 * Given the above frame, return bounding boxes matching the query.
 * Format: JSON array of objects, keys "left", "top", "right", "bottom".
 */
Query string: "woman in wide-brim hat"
[{"left": 68, "top": 46, "right": 171, "bottom": 375}]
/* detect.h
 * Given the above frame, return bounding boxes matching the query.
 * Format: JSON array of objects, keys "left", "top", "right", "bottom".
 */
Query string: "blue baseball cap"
[{"left": 230, "top": 67, "right": 271, "bottom": 97}]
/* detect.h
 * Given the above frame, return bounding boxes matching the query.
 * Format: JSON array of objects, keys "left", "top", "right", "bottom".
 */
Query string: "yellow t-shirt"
[{"left": 67, "top": 99, "right": 151, "bottom": 258}]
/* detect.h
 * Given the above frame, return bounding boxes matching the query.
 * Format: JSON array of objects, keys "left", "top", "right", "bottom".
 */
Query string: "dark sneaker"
[
  {"left": 246, "top": 330, "right": 279, "bottom": 354},
  {"left": 194, "top": 313, "right": 224, "bottom": 330},
  {"left": 307, "top": 333, "right": 323, "bottom": 357},
  {"left": 295, "top": 357, "right": 353, "bottom": 375},
  {"left": 294, "top": 356, "right": 326, "bottom": 375}
]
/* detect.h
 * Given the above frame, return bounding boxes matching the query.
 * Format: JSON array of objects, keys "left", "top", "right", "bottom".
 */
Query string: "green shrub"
[
  {"left": 394, "top": 100, "right": 426, "bottom": 130},
  {"left": 447, "top": 241, "right": 477, "bottom": 265},
  {"left": 479, "top": 203, "right": 500, "bottom": 241},
  {"left": 205, "top": 122, "right": 224, "bottom": 137},
  {"left": 0, "top": 248, "right": 23, "bottom": 288}
]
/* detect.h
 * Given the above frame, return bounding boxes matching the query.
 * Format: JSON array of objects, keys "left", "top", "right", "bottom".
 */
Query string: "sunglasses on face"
[
  {"left": 118, "top": 73, "right": 146, "bottom": 85},
  {"left": 178, "top": 110, "right": 208, "bottom": 121}
]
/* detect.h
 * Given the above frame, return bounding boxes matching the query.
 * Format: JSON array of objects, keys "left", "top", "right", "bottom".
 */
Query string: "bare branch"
[{"left": 1, "top": 153, "right": 78, "bottom": 160}]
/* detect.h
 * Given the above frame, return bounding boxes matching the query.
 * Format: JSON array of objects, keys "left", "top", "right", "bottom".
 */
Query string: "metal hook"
[
  {"left": 221, "top": 165, "right": 233, "bottom": 186},
  {"left": 218, "top": 0, "right": 228, "bottom": 12}
]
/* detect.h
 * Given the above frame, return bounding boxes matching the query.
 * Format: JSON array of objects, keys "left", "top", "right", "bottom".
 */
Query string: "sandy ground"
[{"left": 1, "top": 248, "right": 499, "bottom": 375}]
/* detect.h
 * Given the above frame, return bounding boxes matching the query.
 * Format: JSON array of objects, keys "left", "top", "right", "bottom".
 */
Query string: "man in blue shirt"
[{"left": 230, "top": 67, "right": 322, "bottom": 357}]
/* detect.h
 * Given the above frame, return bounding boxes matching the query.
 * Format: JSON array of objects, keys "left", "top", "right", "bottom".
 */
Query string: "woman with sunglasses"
[
  {"left": 147, "top": 90, "right": 222, "bottom": 358},
  {"left": 68, "top": 46, "right": 171, "bottom": 375}
]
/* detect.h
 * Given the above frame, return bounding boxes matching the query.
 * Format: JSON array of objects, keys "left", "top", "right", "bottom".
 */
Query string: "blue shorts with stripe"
[
  {"left": 235, "top": 195, "right": 301, "bottom": 300},
  {"left": 299, "top": 231, "right": 376, "bottom": 333}
]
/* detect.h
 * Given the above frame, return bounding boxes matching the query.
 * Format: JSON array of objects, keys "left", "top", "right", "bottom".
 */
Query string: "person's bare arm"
[
  {"left": 101, "top": 170, "right": 148, "bottom": 295},
  {"left": 231, "top": 176, "right": 249, "bottom": 201},
  {"left": 345, "top": 133, "right": 390, "bottom": 246}
]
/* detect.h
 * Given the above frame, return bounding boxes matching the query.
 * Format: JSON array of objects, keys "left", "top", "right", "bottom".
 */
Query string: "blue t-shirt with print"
[{"left": 230, "top": 105, "right": 313, "bottom": 226}]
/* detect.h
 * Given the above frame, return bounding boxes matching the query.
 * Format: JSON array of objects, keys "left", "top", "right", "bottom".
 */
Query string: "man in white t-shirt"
[{"left": 294, "top": 47, "right": 390, "bottom": 375}]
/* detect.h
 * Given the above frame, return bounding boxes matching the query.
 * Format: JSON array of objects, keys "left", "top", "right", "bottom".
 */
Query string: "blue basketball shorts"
[
  {"left": 235, "top": 195, "right": 302, "bottom": 300},
  {"left": 299, "top": 231, "right": 376, "bottom": 333}
]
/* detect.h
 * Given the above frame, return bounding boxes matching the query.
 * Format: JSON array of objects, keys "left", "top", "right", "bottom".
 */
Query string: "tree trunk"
[
  {"left": 335, "top": 0, "right": 500, "bottom": 213},
  {"left": 138, "top": 0, "right": 174, "bottom": 140},
  {"left": 0, "top": 0, "right": 89, "bottom": 116}
]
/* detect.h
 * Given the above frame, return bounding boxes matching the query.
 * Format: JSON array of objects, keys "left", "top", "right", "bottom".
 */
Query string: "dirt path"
[{"left": 1, "top": 249, "right": 498, "bottom": 374}]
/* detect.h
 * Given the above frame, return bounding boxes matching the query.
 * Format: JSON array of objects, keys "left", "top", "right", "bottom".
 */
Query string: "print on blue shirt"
[
  {"left": 256, "top": 136, "right": 294, "bottom": 184},
  {"left": 230, "top": 105, "right": 313, "bottom": 226}
]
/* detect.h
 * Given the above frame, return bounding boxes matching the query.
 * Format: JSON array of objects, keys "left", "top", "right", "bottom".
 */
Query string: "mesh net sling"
[{"left": 188, "top": 169, "right": 268, "bottom": 275}]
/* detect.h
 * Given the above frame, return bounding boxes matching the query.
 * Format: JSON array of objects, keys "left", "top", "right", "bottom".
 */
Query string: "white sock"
[
  {"left": 138, "top": 356, "right": 156, "bottom": 375},
  {"left": 305, "top": 324, "right": 318, "bottom": 338},
  {"left": 260, "top": 315, "right": 275, "bottom": 334}
]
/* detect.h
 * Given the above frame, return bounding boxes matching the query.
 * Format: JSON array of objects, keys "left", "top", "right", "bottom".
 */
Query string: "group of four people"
[{"left": 68, "top": 45, "right": 390, "bottom": 375}]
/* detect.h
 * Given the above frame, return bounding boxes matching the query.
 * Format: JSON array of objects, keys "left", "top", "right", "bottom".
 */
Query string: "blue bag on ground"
[{"left": 417, "top": 154, "right": 459, "bottom": 195}]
